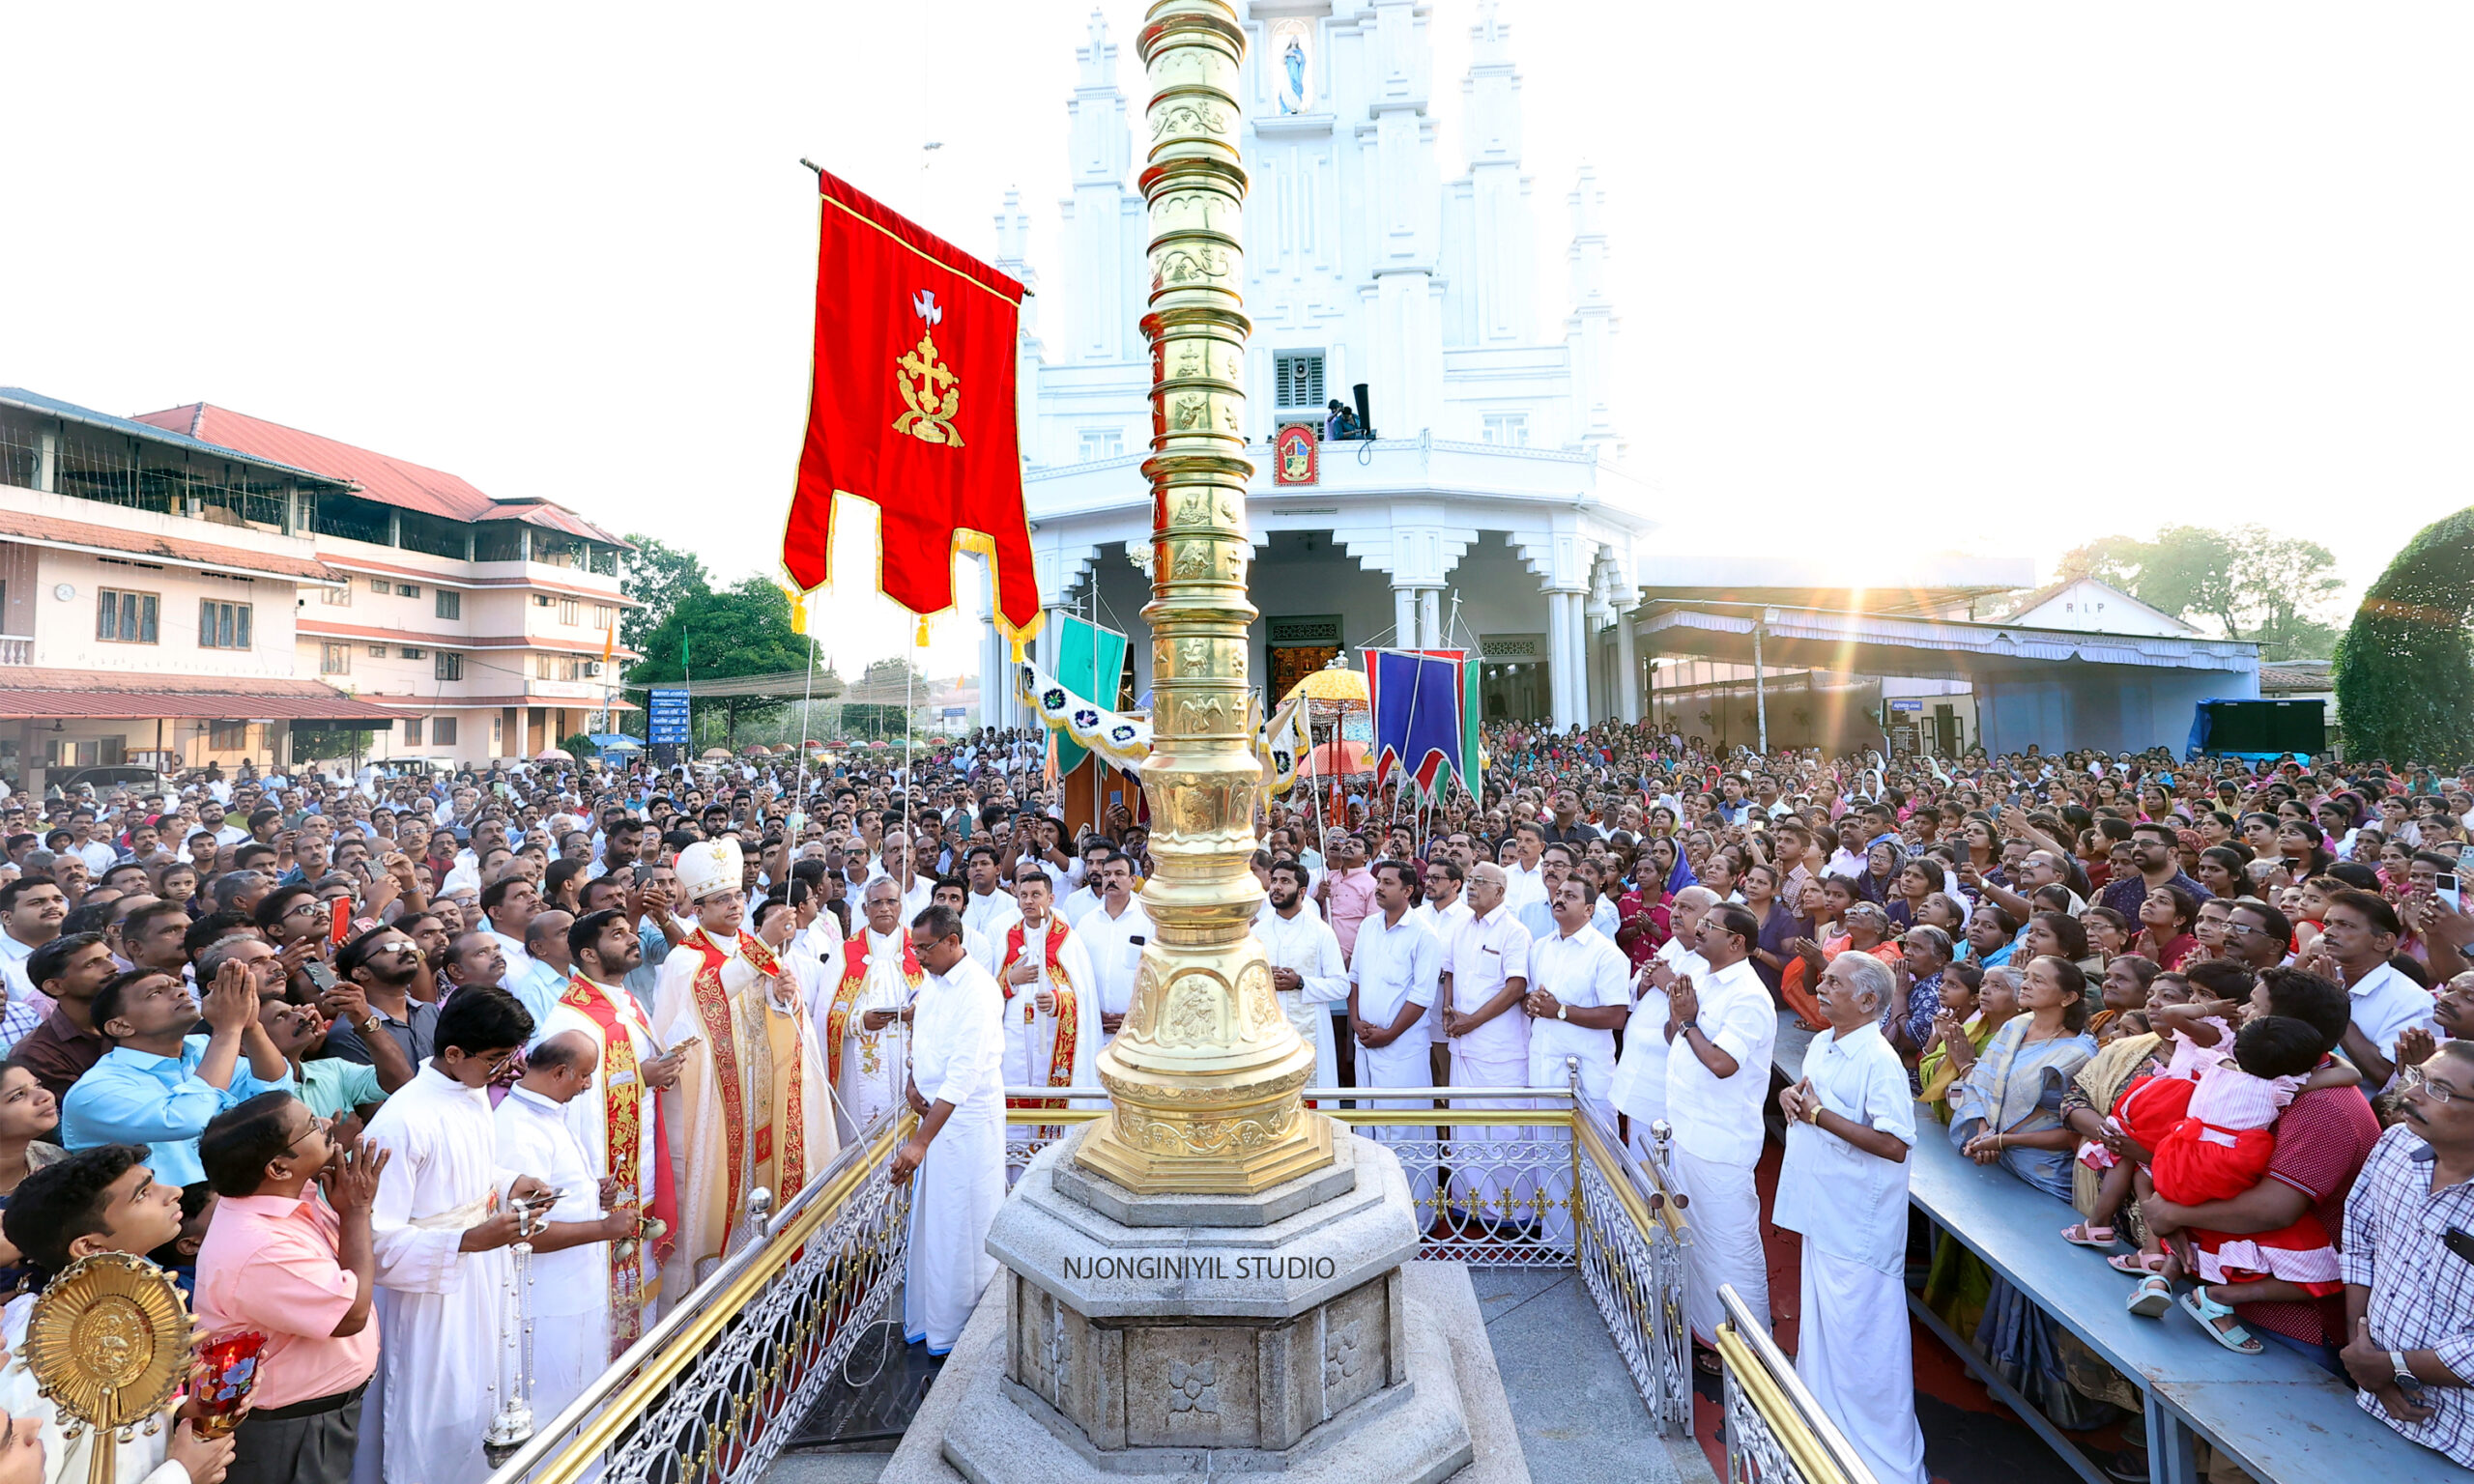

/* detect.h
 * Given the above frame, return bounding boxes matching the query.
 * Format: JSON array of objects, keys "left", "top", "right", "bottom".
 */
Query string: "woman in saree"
[
  {"left": 1741, "top": 862, "right": 1806, "bottom": 1001},
  {"left": 1937, "top": 956, "right": 2108, "bottom": 1427},
  {"left": 1777, "top": 874, "right": 1849, "bottom": 1028},
  {"left": 1613, "top": 842, "right": 1670, "bottom": 972}
]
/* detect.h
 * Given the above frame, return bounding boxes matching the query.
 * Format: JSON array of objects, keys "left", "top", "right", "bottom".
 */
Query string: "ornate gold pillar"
[{"left": 1074, "top": 0, "right": 1333, "bottom": 1195}]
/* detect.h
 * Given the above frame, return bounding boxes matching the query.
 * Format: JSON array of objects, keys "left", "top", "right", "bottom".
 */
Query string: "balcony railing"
[{"left": 0, "top": 635, "right": 30, "bottom": 667}]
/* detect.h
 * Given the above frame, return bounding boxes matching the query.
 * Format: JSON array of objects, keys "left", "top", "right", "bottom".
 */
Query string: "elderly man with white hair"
[
  {"left": 1774, "top": 950, "right": 1930, "bottom": 1484},
  {"left": 1612, "top": 884, "right": 1716, "bottom": 1163}
]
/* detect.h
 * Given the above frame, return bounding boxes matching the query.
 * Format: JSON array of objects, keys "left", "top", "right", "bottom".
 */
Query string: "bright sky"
[{"left": 9, "top": 3, "right": 2469, "bottom": 678}]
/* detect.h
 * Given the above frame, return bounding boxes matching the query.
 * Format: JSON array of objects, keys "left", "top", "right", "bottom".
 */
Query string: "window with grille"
[
  {"left": 403, "top": 718, "right": 423, "bottom": 747},
  {"left": 321, "top": 583, "right": 351, "bottom": 607},
  {"left": 400, "top": 647, "right": 425, "bottom": 660},
  {"left": 435, "top": 652, "right": 463, "bottom": 681},
  {"left": 367, "top": 644, "right": 388, "bottom": 657},
  {"left": 431, "top": 717, "right": 458, "bottom": 746},
  {"left": 558, "top": 598, "right": 580, "bottom": 626},
  {"left": 319, "top": 642, "right": 350, "bottom": 674},
  {"left": 370, "top": 578, "right": 389, "bottom": 594},
  {"left": 209, "top": 722, "right": 247, "bottom": 750},
  {"left": 592, "top": 604, "right": 615, "bottom": 630},
  {"left": 533, "top": 594, "right": 553, "bottom": 608},
  {"left": 96, "top": 589, "right": 158, "bottom": 644},
  {"left": 1077, "top": 428, "right": 1125, "bottom": 462},
  {"left": 435, "top": 590, "right": 461, "bottom": 620},
  {"left": 1481, "top": 414, "right": 1529, "bottom": 446},
  {"left": 396, "top": 584, "right": 419, "bottom": 598},
  {"left": 201, "top": 600, "right": 253, "bottom": 650},
  {"left": 1274, "top": 353, "right": 1325, "bottom": 409}
]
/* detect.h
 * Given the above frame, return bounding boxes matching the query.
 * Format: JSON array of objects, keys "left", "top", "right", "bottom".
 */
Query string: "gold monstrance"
[
  {"left": 21, "top": 1252, "right": 192, "bottom": 1484},
  {"left": 1073, "top": 0, "right": 1336, "bottom": 1195}
]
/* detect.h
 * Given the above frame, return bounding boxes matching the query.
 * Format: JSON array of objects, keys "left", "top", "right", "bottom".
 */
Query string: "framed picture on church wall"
[{"left": 1274, "top": 424, "right": 1318, "bottom": 486}]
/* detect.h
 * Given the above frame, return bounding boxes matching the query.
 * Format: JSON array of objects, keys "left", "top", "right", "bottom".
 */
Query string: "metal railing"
[
  {"left": 483, "top": 1113, "right": 914, "bottom": 1484},
  {"left": 1006, "top": 1072, "right": 1695, "bottom": 1432},
  {"left": 1714, "top": 1283, "right": 1881, "bottom": 1484}
]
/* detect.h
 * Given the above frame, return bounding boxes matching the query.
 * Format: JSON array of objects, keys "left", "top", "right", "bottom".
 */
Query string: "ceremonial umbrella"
[
  {"left": 1303, "top": 737, "right": 1374, "bottom": 775},
  {"left": 533, "top": 747, "right": 573, "bottom": 761}
]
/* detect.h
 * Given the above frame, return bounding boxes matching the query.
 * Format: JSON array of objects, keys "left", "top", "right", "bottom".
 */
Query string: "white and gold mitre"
[{"left": 675, "top": 838, "right": 744, "bottom": 902}]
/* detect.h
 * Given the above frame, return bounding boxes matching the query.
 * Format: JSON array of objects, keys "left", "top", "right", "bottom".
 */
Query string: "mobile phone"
[
  {"left": 302, "top": 960, "right": 339, "bottom": 993},
  {"left": 2445, "top": 1227, "right": 2474, "bottom": 1264},
  {"left": 2439, "top": 871, "right": 2461, "bottom": 914}
]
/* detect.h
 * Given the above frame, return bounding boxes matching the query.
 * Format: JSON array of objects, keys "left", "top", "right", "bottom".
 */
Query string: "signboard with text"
[{"left": 647, "top": 687, "right": 690, "bottom": 746}]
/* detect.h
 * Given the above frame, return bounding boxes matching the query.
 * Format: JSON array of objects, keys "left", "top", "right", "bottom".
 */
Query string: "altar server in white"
[
  {"left": 895, "top": 903, "right": 1008, "bottom": 1355},
  {"left": 996, "top": 867, "right": 1101, "bottom": 1136},
  {"left": 1256, "top": 861, "right": 1349, "bottom": 1097},
  {"left": 1774, "top": 952, "right": 1929, "bottom": 1484},
  {"left": 1523, "top": 878, "right": 1630, "bottom": 1251}
]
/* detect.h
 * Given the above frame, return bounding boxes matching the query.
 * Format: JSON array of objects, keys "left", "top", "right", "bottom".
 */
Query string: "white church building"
[{"left": 971, "top": 3, "right": 2250, "bottom": 756}]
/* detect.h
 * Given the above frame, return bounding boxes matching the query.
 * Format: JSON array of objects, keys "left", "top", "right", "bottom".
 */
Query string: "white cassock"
[
  {"left": 1074, "top": 897, "right": 1155, "bottom": 1048},
  {"left": 1442, "top": 906, "right": 1535, "bottom": 1224},
  {"left": 997, "top": 918, "right": 1102, "bottom": 1145},
  {"left": 536, "top": 975, "right": 666, "bottom": 1356},
  {"left": 1347, "top": 910, "right": 1442, "bottom": 1209},
  {"left": 903, "top": 954, "right": 1008, "bottom": 1354},
  {"left": 1611, "top": 939, "right": 1702, "bottom": 1165},
  {"left": 1254, "top": 907, "right": 1348, "bottom": 1097},
  {"left": 357, "top": 1066, "right": 523, "bottom": 1484},
  {"left": 1773, "top": 1021, "right": 1929, "bottom": 1484},
  {"left": 1524, "top": 924, "right": 1627, "bottom": 1251},
  {"left": 0, "top": 1293, "right": 186, "bottom": 1484},
  {"left": 1663, "top": 955, "right": 1777, "bottom": 1344},
  {"left": 812, "top": 928, "right": 916, "bottom": 1143},
  {"left": 492, "top": 1086, "right": 612, "bottom": 1441},
  {"left": 789, "top": 916, "right": 847, "bottom": 994},
  {"left": 963, "top": 887, "right": 1022, "bottom": 942}
]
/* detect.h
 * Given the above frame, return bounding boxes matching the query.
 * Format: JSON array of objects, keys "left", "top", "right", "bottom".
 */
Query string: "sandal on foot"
[
  {"left": 2106, "top": 1250, "right": 2166, "bottom": 1274},
  {"left": 2061, "top": 1223, "right": 2117, "bottom": 1248},
  {"left": 2126, "top": 1275, "right": 2173, "bottom": 1318},
  {"left": 2177, "top": 1288, "right": 2262, "bottom": 1355}
]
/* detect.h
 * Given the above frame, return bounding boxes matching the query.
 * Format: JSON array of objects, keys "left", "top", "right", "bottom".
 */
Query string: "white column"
[
  {"left": 1393, "top": 584, "right": 1420, "bottom": 649},
  {"left": 1569, "top": 596, "right": 1592, "bottom": 725},
  {"left": 1615, "top": 603, "right": 1641, "bottom": 724},
  {"left": 1544, "top": 589, "right": 1580, "bottom": 731},
  {"left": 1419, "top": 587, "right": 1442, "bottom": 650}
]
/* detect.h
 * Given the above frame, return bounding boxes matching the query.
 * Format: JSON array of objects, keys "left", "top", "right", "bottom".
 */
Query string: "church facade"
[{"left": 975, "top": 3, "right": 2036, "bottom": 740}]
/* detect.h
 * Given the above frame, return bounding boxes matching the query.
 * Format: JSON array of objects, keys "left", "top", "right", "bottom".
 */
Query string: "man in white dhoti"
[
  {"left": 1774, "top": 953, "right": 1929, "bottom": 1484},
  {"left": 651, "top": 840, "right": 836, "bottom": 1300},
  {"left": 535, "top": 908, "right": 685, "bottom": 1356},
  {"left": 1346, "top": 860, "right": 1441, "bottom": 1210},
  {"left": 996, "top": 868, "right": 1100, "bottom": 1144},
  {"left": 1663, "top": 901, "right": 1778, "bottom": 1355},
  {"left": 1257, "top": 861, "right": 1348, "bottom": 1097},
  {"left": 1611, "top": 886, "right": 1713, "bottom": 1164},
  {"left": 1413, "top": 860, "right": 1471, "bottom": 1087},
  {"left": 815, "top": 879, "right": 921, "bottom": 1144},
  {"left": 1523, "top": 878, "right": 1629, "bottom": 1250},
  {"left": 893, "top": 903, "right": 1007, "bottom": 1356},
  {"left": 1439, "top": 864, "right": 1536, "bottom": 1229},
  {"left": 358, "top": 986, "right": 552, "bottom": 1484},
  {"left": 492, "top": 1032, "right": 646, "bottom": 1442},
  {"left": 1074, "top": 854, "right": 1153, "bottom": 1046}
]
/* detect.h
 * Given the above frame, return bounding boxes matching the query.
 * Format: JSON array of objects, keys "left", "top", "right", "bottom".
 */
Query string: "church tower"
[
  {"left": 1446, "top": 0, "right": 1534, "bottom": 350},
  {"left": 1563, "top": 163, "right": 1622, "bottom": 455},
  {"left": 1059, "top": 11, "right": 1144, "bottom": 365}
]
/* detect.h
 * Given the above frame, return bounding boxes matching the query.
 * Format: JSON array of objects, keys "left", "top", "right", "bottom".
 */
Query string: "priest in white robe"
[
  {"left": 959, "top": 847, "right": 1021, "bottom": 941},
  {"left": 893, "top": 902, "right": 1007, "bottom": 1355},
  {"left": 536, "top": 906, "right": 685, "bottom": 1356},
  {"left": 996, "top": 867, "right": 1101, "bottom": 1144},
  {"left": 1256, "top": 861, "right": 1348, "bottom": 1098},
  {"left": 1522, "top": 878, "right": 1630, "bottom": 1251},
  {"left": 358, "top": 986, "right": 550, "bottom": 1484},
  {"left": 814, "top": 879, "right": 920, "bottom": 1144},
  {"left": 1774, "top": 952, "right": 1929, "bottom": 1484},
  {"left": 1346, "top": 862, "right": 1441, "bottom": 1207},
  {"left": 491, "top": 1031, "right": 642, "bottom": 1447},
  {"left": 652, "top": 840, "right": 836, "bottom": 1300}
]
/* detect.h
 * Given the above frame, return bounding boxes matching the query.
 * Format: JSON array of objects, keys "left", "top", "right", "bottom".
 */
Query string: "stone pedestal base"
[{"left": 877, "top": 1127, "right": 1528, "bottom": 1484}]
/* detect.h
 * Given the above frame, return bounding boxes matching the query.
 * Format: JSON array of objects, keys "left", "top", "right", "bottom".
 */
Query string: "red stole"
[
  {"left": 561, "top": 976, "right": 675, "bottom": 1350},
  {"left": 825, "top": 931, "right": 921, "bottom": 1084},
  {"left": 682, "top": 928, "right": 809, "bottom": 1232},
  {"left": 1002, "top": 917, "right": 1079, "bottom": 1110}
]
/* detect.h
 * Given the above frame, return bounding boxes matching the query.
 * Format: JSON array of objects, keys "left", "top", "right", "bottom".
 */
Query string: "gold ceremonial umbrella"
[
  {"left": 21, "top": 1252, "right": 191, "bottom": 1484},
  {"left": 1279, "top": 663, "right": 1367, "bottom": 708}
]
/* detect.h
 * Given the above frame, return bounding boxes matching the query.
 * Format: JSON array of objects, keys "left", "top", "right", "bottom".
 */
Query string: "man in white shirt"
[
  {"left": 2312, "top": 889, "right": 2438, "bottom": 1093},
  {"left": 1773, "top": 952, "right": 1928, "bottom": 1484},
  {"left": 958, "top": 846, "right": 1021, "bottom": 941},
  {"left": 1512, "top": 843, "right": 1576, "bottom": 945},
  {"left": 893, "top": 903, "right": 1009, "bottom": 1355},
  {"left": 1347, "top": 861, "right": 1441, "bottom": 1203},
  {"left": 1413, "top": 861, "right": 1473, "bottom": 1086},
  {"left": 1501, "top": 823, "right": 1549, "bottom": 914},
  {"left": 478, "top": 874, "right": 540, "bottom": 991},
  {"left": 1439, "top": 864, "right": 1534, "bottom": 1229},
  {"left": 1522, "top": 877, "right": 1631, "bottom": 1250},
  {"left": 1256, "top": 860, "right": 1348, "bottom": 1094},
  {"left": 1662, "top": 900, "right": 1778, "bottom": 1348},
  {"left": 1073, "top": 854, "right": 1152, "bottom": 1045},
  {"left": 1612, "top": 886, "right": 1714, "bottom": 1163}
]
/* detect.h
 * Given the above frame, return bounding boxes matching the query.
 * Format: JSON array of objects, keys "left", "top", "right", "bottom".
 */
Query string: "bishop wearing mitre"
[
  {"left": 652, "top": 839, "right": 835, "bottom": 1298},
  {"left": 536, "top": 904, "right": 684, "bottom": 1354},
  {"left": 816, "top": 877, "right": 921, "bottom": 1143},
  {"left": 998, "top": 864, "right": 1099, "bottom": 1148}
]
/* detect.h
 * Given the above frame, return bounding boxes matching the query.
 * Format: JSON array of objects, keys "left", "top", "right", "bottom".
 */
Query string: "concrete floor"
[{"left": 764, "top": 1266, "right": 1714, "bottom": 1484}]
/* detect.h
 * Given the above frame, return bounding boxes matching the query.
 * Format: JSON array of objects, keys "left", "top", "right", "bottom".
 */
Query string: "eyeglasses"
[
  {"left": 283, "top": 1111, "right": 331, "bottom": 1154},
  {"left": 2417, "top": 1075, "right": 2463, "bottom": 1107}
]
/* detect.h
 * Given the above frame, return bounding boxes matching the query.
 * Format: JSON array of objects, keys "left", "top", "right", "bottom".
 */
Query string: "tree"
[
  {"left": 625, "top": 577, "right": 820, "bottom": 745},
  {"left": 620, "top": 534, "right": 710, "bottom": 658},
  {"left": 2054, "top": 523, "right": 2342, "bottom": 662},
  {"left": 2334, "top": 507, "right": 2474, "bottom": 764}
]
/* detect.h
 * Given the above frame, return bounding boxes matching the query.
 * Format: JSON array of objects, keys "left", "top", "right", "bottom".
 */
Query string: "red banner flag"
[{"left": 783, "top": 167, "right": 1042, "bottom": 644}]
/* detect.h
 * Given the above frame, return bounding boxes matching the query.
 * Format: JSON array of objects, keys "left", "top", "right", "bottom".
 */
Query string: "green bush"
[{"left": 2332, "top": 507, "right": 2474, "bottom": 762}]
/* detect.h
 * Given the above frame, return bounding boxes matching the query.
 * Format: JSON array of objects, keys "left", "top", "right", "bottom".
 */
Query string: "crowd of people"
[{"left": 0, "top": 722, "right": 2465, "bottom": 1484}]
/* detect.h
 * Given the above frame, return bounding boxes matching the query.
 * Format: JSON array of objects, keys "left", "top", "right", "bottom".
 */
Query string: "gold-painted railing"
[{"left": 1714, "top": 1283, "right": 1882, "bottom": 1484}]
